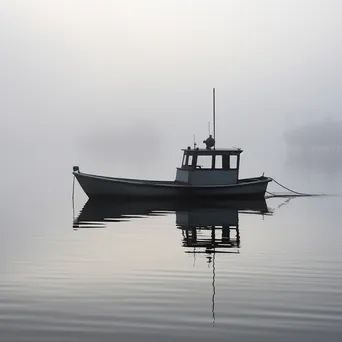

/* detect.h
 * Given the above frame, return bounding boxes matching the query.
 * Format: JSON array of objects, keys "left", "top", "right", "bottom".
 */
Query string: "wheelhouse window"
[
  {"left": 182, "top": 153, "right": 186, "bottom": 166},
  {"left": 196, "top": 155, "right": 213, "bottom": 169},
  {"left": 182, "top": 153, "right": 194, "bottom": 168},
  {"left": 215, "top": 155, "right": 223, "bottom": 169},
  {"left": 230, "top": 155, "right": 238, "bottom": 169},
  {"left": 182, "top": 151, "right": 240, "bottom": 170},
  {"left": 187, "top": 155, "right": 193, "bottom": 167}
]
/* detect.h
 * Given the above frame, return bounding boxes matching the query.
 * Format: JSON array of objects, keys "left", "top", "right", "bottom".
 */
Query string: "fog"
[
  {"left": 1, "top": 0, "right": 342, "bottom": 182},
  {"left": 2, "top": 5, "right": 342, "bottom": 339}
]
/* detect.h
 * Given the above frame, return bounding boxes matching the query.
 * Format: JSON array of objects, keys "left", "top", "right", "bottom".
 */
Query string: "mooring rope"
[
  {"left": 266, "top": 178, "right": 326, "bottom": 198},
  {"left": 271, "top": 178, "right": 313, "bottom": 196}
]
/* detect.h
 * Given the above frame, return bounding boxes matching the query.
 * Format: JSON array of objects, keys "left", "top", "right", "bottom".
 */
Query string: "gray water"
[{"left": 1, "top": 147, "right": 342, "bottom": 342}]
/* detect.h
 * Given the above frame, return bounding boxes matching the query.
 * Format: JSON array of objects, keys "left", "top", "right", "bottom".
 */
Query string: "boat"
[{"left": 73, "top": 89, "right": 272, "bottom": 199}]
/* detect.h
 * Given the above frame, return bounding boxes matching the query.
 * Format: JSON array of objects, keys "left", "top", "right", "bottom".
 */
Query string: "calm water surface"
[{"left": 1, "top": 154, "right": 342, "bottom": 342}]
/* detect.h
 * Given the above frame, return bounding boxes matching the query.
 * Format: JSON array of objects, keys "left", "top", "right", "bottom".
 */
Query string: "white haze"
[{"left": 1, "top": 0, "right": 342, "bottom": 181}]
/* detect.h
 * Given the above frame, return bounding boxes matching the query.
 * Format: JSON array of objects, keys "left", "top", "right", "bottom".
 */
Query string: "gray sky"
[{"left": 1, "top": 0, "right": 342, "bottom": 177}]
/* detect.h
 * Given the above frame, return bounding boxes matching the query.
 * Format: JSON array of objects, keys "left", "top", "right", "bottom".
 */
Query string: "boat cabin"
[{"left": 175, "top": 146, "right": 243, "bottom": 185}]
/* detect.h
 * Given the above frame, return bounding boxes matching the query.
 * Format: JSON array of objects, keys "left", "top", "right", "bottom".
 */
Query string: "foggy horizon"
[{"left": 1, "top": 0, "right": 342, "bottom": 181}]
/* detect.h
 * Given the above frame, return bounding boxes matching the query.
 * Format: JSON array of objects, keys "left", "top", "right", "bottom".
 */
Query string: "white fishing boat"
[{"left": 73, "top": 89, "right": 272, "bottom": 199}]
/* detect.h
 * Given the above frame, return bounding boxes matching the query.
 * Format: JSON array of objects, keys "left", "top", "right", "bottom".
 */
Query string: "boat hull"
[{"left": 73, "top": 172, "right": 272, "bottom": 199}]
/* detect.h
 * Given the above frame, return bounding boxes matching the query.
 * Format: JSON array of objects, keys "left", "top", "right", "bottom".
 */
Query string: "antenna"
[
  {"left": 213, "top": 88, "right": 216, "bottom": 142},
  {"left": 208, "top": 121, "right": 211, "bottom": 135}
]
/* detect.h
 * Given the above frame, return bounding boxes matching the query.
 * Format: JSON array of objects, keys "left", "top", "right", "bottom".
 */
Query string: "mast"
[{"left": 213, "top": 88, "right": 216, "bottom": 144}]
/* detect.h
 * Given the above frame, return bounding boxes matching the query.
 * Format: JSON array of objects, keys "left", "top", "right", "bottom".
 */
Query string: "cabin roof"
[{"left": 182, "top": 148, "right": 243, "bottom": 153}]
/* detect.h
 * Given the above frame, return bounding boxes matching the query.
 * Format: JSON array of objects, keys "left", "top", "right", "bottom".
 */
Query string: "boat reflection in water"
[
  {"left": 73, "top": 198, "right": 271, "bottom": 255},
  {"left": 73, "top": 198, "right": 271, "bottom": 326}
]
